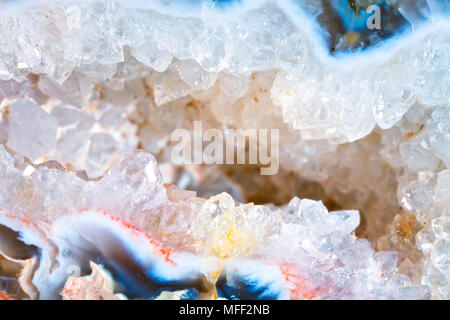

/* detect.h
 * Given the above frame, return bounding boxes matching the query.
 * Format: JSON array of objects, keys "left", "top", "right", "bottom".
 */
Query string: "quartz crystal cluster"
[{"left": 0, "top": 0, "right": 448, "bottom": 300}]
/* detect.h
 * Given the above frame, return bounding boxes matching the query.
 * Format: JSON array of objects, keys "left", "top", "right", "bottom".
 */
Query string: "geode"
[{"left": 0, "top": 0, "right": 448, "bottom": 300}]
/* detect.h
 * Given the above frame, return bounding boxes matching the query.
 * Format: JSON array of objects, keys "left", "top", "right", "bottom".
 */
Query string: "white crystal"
[
  {"left": 399, "top": 132, "right": 440, "bottom": 173},
  {"left": 179, "top": 59, "right": 217, "bottom": 91},
  {"left": 6, "top": 98, "right": 57, "bottom": 160},
  {"left": 130, "top": 40, "right": 173, "bottom": 73},
  {"left": 428, "top": 106, "right": 450, "bottom": 167},
  {"left": 0, "top": 0, "right": 448, "bottom": 301}
]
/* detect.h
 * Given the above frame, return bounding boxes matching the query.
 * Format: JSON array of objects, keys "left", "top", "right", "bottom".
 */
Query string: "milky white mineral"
[{"left": 0, "top": 0, "right": 448, "bottom": 300}]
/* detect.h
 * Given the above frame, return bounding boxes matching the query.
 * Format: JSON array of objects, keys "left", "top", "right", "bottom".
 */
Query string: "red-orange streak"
[
  {"left": 0, "top": 291, "right": 11, "bottom": 300},
  {"left": 0, "top": 208, "right": 50, "bottom": 239},
  {"left": 0, "top": 207, "right": 175, "bottom": 265},
  {"left": 1, "top": 209, "right": 38, "bottom": 229},
  {"left": 279, "top": 264, "right": 317, "bottom": 300},
  {"left": 83, "top": 209, "right": 176, "bottom": 266}
]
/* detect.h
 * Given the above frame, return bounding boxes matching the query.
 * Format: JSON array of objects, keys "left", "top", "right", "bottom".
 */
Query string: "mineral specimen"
[{"left": 0, "top": 0, "right": 448, "bottom": 300}]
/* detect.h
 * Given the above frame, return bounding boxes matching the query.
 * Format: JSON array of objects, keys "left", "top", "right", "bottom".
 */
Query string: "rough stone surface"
[{"left": 0, "top": 0, "right": 448, "bottom": 300}]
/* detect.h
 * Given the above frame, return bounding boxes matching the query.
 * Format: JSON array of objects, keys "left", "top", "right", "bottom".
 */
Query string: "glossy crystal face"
[{"left": 0, "top": 0, "right": 448, "bottom": 300}]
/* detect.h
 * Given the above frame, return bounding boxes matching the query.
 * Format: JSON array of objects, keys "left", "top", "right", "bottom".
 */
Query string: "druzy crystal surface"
[{"left": 0, "top": 0, "right": 448, "bottom": 300}]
